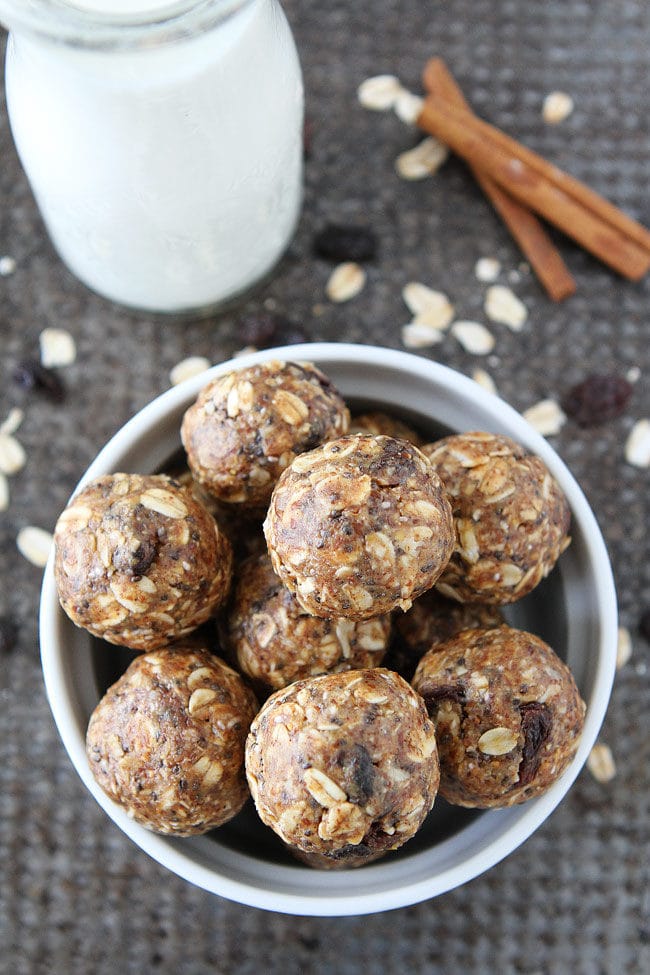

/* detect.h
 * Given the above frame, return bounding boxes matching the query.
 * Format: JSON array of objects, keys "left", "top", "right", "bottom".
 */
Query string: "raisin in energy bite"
[
  {"left": 245, "top": 668, "right": 439, "bottom": 864},
  {"left": 264, "top": 435, "right": 455, "bottom": 620},
  {"left": 227, "top": 552, "right": 390, "bottom": 693},
  {"left": 412, "top": 625, "right": 585, "bottom": 807},
  {"left": 86, "top": 647, "right": 258, "bottom": 835},
  {"left": 54, "top": 473, "right": 232, "bottom": 650},
  {"left": 181, "top": 360, "right": 350, "bottom": 508},
  {"left": 422, "top": 432, "right": 571, "bottom": 604}
]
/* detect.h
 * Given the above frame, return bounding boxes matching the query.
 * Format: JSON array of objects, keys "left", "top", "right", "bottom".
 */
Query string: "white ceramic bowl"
[{"left": 39, "top": 343, "right": 618, "bottom": 916}]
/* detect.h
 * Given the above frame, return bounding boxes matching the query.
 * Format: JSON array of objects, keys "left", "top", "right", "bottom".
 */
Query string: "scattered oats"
[
  {"left": 394, "top": 90, "right": 424, "bottom": 126},
  {"left": 17, "top": 525, "right": 53, "bottom": 567},
  {"left": 626, "top": 366, "right": 641, "bottom": 384},
  {"left": 542, "top": 91, "right": 574, "bottom": 124},
  {"left": 39, "top": 327, "right": 76, "bottom": 368},
  {"left": 233, "top": 345, "right": 258, "bottom": 357},
  {"left": 325, "top": 262, "right": 366, "bottom": 303},
  {"left": 475, "top": 257, "right": 501, "bottom": 282},
  {"left": 523, "top": 399, "right": 567, "bottom": 437},
  {"left": 401, "top": 321, "right": 444, "bottom": 349},
  {"left": 0, "top": 408, "right": 23, "bottom": 437},
  {"left": 451, "top": 320, "right": 496, "bottom": 355},
  {"left": 624, "top": 419, "right": 650, "bottom": 468},
  {"left": 357, "top": 74, "right": 404, "bottom": 111},
  {"left": 169, "top": 355, "right": 211, "bottom": 386},
  {"left": 484, "top": 285, "right": 528, "bottom": 330},
  {"left": 402, "top": 282, "right": 454, "bottom": 328},
  {"left": 586, "top": 743, "right": 616, "bottom": 783},
  {"left": 616, "top": 626, "right": 632, "bottom": 670},
  {"left": 395, "top": 136, "right": 448, "bottom": 180},
  {"left": 0, "top": 434, "right": 26, "bottom": 475},
  {"left": 472, "top": 368, "right": 498, "bottom": 395},
  {"left": 0, "top": 255, "right": 16, "bottom": 276},
  {"left": 0, "top": 473, "right": 8, "bottom": 511}
]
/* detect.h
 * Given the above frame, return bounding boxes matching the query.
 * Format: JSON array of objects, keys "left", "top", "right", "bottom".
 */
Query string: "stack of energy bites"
[{"left": 53, "top": 360, "right": 585, "bottom": 869}]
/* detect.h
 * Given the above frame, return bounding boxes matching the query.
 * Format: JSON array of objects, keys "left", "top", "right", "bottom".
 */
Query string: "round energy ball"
[
  {"left": 412, "top": 625, "right": 585, "bottom": 807},
  {"left": 86, "top": 648, "right": 258, "bottom": 835},
  {"left": 422, "top": 432, "right": 571, "bottom": 604},
  {"left": 386, "top": 589, "right": 503, "bottom": 682},
  {"left": 264, "top": 435, "right": 455, "bottom": 620},
  {"left": 54, "top": 473, "right": 232, "bottom": 650},
  {"left": 349, "top": 411, "right": 423, "bottom": 446},
  {"left": 227, "top": 552, "right": 390, "bottom": 693},
  {"left": 181, "top": 360, "right": 350, "bottom": 508},
  {"left": 245, "top": 668, "right": 439, "bottom": 863}
]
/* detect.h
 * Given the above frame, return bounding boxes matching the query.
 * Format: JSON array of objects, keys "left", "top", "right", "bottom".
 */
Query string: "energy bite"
[
  {"left": 86, "top": 647, "right": 258, "bottom": 835},
  {"left": 181, "top": 360, "right": 350, "bottom": 508},
  {"left": 264, "top": 435, "right": 455, "bottom": 620},
  {"left": 386, "top": 589, "right": 503, "bottom": 681},
  {"left": 349, "top": 411, "right": 423, "bottom": 446},
  {"left": 54, "top": 473, "right": 232, "bottom": 650},
  {"left": 227, "top": 552, "right": 390, "bottom": 692},
  {"left": 422, "top": 432, "right": 571, "bottom": 604},
  {"left": 412, "top": 625, "right": 585, "bottom": 807},
  {"left": 245, "top": 668, "right": 439, "bottom": 863}
]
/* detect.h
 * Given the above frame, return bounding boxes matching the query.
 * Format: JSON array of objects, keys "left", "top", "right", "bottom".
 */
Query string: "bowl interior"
[{"left": 40, "top": 343, "right": 617, "bottom": 915}]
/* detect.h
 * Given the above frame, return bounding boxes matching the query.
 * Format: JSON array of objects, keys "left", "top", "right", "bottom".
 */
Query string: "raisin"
[
  {"left": 337, "top": 743, "right": 375, "bottom": 803},
  {"left": 313, "top": 224, "right": 378, "bottom": 263},
  {"left": 0, "top": 615, "right": 18, "bottom": 655},
  {"left": 238, "top": 313, "right": 307, "bottom": 349},
  {"left": 639, "top": 609, "right": 650, "bottom": 643},
  {"left": 562, "top": 374, "right": 632, "bottom": 427},
  {"left": 13, "top": 358, "right": 66, "bottom": 403},
  {"left": 360, "top": 820, "right": 393, "bottom": 852},
  {"left": 518, "top": 702, "right": 552, "bottom": 786},
  {"left": 419, "top": 681, "right": 465, "bottom": 716}
]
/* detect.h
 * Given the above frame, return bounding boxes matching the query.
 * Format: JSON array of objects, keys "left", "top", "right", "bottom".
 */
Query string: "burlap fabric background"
[{"left": 1, "top": 1, "right": 649, "bottom": 972}]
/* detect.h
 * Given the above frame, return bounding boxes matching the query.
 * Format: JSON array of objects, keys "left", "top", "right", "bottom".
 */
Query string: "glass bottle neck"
[{"left": 0, "top": 0, "right": 254, "bottom": 49}]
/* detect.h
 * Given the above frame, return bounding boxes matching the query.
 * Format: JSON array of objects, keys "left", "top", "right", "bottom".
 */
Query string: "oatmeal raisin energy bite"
[
  {"left": 54, "top": 473, "right": 232, "bottom": 650},
  {"left": 181, "top": 360, "right": 350, "bottom": 508},
  {"left": 264, "top": 434, "right": 455, "bottom": 620}
]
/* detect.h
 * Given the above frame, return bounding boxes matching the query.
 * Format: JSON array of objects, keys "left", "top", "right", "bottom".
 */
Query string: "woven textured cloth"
[{"left": 1, "top": 1, "right": 649, "bottom": 972}]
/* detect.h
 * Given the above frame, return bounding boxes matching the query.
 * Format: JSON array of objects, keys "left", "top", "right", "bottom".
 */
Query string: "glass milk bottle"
[{"left": 0, "top": 1, "right": 304, "bottom": 313}]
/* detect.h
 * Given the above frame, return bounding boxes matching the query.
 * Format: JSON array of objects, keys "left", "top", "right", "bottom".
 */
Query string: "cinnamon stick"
[
  {"left": 423, "top": 59, "right": 576, "bottom": 301},
  {"left": 416, "top": 83, "right": 650, "bottom": 280}
]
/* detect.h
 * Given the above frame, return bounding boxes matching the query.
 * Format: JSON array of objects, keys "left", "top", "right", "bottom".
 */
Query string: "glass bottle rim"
[{"left": 0, "top": 0, "right": 253, "bottom": 50}]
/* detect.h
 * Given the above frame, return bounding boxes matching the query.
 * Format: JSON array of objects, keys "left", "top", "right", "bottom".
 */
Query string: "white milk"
[{"left": 4, "top": 0, "right": 303, "bottom": 312}]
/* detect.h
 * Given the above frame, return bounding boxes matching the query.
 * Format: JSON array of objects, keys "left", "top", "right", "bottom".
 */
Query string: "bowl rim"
[{"left": 39, "top": 342, "right": 618, "bottom": 916}]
